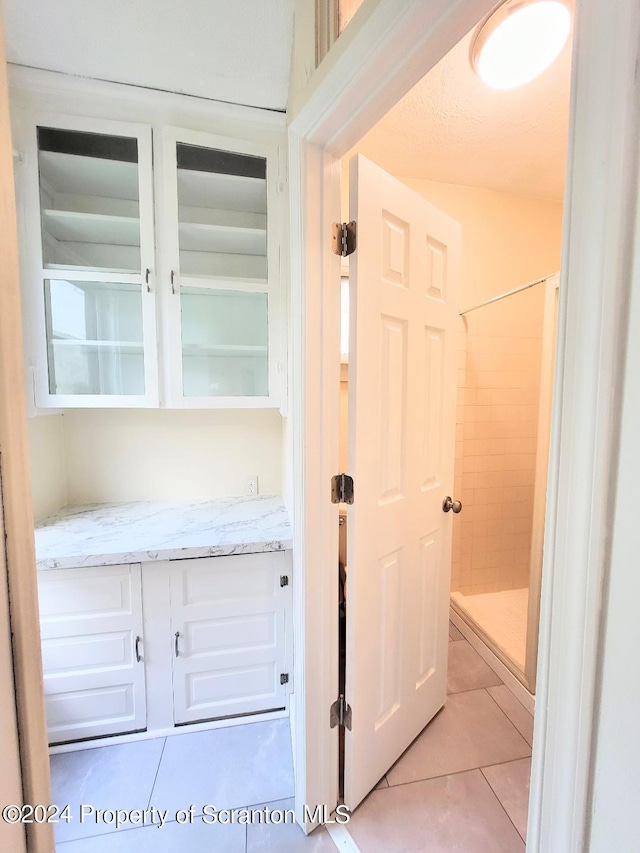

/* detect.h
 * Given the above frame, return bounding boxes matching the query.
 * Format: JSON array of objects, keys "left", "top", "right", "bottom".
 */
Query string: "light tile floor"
[
  {"left": 52, "top": 626, "right": 533, "bottom": 852},
  {"left": 346, "top": 624, "right": 533, "bottom": 852}
]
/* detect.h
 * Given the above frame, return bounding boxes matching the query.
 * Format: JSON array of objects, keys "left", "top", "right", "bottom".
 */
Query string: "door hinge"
[
  {"left": 280, "top": 672, "right": 289, "bottom": 685},
  {"left": 332, "top": 221, "right": 357, "bottom": 257},
  {"left": 280, "top": 575, "right": 289, "bottom": 587},
  {"left": 331, "top": 473, "right": 354, "bottom": 505},
  {"left": 330, "top": 694, "right": 352, "bottom": 730}
]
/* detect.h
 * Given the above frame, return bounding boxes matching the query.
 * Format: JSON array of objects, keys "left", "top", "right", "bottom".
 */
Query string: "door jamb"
[{"left": 288, "top": 0, "right": 640, "bottom": 848}]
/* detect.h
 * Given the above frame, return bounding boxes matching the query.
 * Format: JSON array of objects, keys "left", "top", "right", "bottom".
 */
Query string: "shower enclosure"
[{"left": 450, "top": 272, "right": 559, "bottom": 692}]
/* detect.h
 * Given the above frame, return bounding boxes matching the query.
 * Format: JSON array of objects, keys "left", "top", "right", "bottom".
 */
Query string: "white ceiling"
[
  {"left": 353, "top": 23, "right": 572, "bottom": 200},
  {"left": 2, "top": 0, "right": 294, "bottom": 111}
]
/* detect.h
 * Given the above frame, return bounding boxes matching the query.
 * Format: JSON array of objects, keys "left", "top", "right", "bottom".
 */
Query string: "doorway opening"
[{"left": 335, "top": 0, "right": 571, "bottom": 840}]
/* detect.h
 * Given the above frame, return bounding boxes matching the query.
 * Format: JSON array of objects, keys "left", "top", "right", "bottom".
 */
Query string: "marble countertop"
[{"left": 35, "top": 495, "right": 293, "bottom": 570}]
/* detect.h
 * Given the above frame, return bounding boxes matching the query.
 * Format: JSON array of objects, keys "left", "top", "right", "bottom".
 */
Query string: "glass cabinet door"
[
  {"left": 34, "top": 122, "right": 157, "bottom": 404},
  {"left": 164, "top": 134, "right": 275, "bottom": 404}
]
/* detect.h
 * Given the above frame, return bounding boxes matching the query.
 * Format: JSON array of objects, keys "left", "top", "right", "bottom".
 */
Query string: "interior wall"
[
  {"left": 27, "top": 414, "right": 66, "bottom": 521},
  {"left": 407, "top": 180, "right": 562, "bottom": 596},
  {"left": 27, "top": 409, "right": 283, "bottom": 515},
  {"left": 455, "top": 288, "right": 545, "bottom": 594},
  {"left": 63, "top": 410, "right": 283, "bottom": 505}
]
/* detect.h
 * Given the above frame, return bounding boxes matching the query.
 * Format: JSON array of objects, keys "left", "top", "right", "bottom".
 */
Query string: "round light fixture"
[{"left": 471, "top": 0, "right": 571, "bottom": 89}]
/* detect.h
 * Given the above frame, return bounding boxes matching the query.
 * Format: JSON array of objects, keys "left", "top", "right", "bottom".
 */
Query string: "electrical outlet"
[{"left": 245, "top": 475, "right": 258, "bottom": 496}]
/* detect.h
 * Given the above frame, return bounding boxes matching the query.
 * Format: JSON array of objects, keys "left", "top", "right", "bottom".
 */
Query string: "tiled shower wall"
[{"left": 451, "top": 286, "right": 545, "bottom": 595}]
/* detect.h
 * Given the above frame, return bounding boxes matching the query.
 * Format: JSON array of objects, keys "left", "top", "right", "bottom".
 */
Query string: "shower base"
[{"left": 450, "top": 588, "right": 528, "bottom": 670}]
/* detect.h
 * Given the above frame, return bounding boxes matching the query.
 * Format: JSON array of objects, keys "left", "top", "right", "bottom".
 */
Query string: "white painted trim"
[
  {"left": 8, "top": 65, "right": 286, "bottom": 135},
  {"left": 289, "top": 134, "right": 341, "bottom": 834},
  {"left": 289, "top": 0, "right": 496, "bottom": 149},
  {"left": 48, "top": 708, "right": 289, "bottom": 755},
  {"left": 449, "top": 607, "right": 534, "bottom": 715},
  {"left": 315, "top": 0, "right": 339, "bottom": 67},
  {"left": 289, "top": 0, "right": 498, "bottom": 834},
  {"left": 528, "top": 2, "right": 640, "bottom": 850},
  {"left": 325, "top": 822, "right": 361, "bottom": 851},
  {"left": 290, "top": 0, "right": 640, "bottom": 850}
]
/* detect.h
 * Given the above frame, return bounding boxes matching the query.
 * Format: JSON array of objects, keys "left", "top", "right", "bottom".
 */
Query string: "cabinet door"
[
  {"left": 20, "top": 114, "right": 158, "bottom": 408},
  {"left": 38, "top": 564, "right": 147, "bottom": 743},
  {"left": 169, "top": 552, "right": 292, "bottom": 724},
  {"left": 158, "top": 128, "right": 282, "bottom": 408}
]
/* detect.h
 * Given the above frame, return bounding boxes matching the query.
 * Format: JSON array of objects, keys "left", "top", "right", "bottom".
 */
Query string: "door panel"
[
  {"left": 345, "top": 154, "right": 461, "bottom": 809},
  {"left": 38, "top": 563, "right": 146, "bottom": 743},
  {"left": 170, "top": 552, "right": 291, "bottom": 724}
]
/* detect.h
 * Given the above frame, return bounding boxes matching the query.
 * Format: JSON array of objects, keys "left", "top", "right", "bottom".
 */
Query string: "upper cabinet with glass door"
[
  {"left": 161, "top": 129, "right": 280, "bottom": 407},
  {"left": 17, "top": 114, "right": 283, "bottom": 410},
  {"left": 31, "top": 118, "right": 158, "bottom": 407}
]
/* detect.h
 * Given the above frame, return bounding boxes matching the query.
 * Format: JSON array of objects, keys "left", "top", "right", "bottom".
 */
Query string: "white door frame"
[{"left": 288, "top": 0, "right": 640, "bottom": 848}]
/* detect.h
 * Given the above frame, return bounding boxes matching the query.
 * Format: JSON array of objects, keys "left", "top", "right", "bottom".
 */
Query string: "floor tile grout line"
[
  {"left": 383, "top": 762, "right": 527, "bottom": 792},
  {"left": 479, "top": 754, "right": 532, "bottom": 772},
  {"left": 146, "top": 736, "right": 168, "bottom": 810},
  {"left": 483, "top": 686, "right": 534, "bottom": 747},
  {"left": 446, "top": 682, "right": 503, "bottom": 696},
  {"left": 479, "top": 764, "right": 527, "bottom": 843},
  {"left": 486, "top": 681, "right": 535, "bottom": 715}
]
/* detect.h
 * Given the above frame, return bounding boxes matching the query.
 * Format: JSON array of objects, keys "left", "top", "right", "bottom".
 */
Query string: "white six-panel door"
[{"left": 344, "top": 155, "right": 461, "bottom": 809}]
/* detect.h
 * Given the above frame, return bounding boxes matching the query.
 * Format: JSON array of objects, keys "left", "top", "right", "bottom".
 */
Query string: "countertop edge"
[{"left": 36, "top": 538, "right": 294, "bottom": 571}]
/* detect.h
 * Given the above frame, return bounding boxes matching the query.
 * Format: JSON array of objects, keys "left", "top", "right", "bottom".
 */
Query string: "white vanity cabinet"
[
  {"left": 37, "top": 563, "right": 147, "bottom": 744},
  {"left": 169, "top": 552, "right": 292, "bottom": 724},
  {"left": 37, "top": 550, "right": 292, "bottom": 744},
  {"left": 16, "top": 112, "right": 284, "bottom": 410}
]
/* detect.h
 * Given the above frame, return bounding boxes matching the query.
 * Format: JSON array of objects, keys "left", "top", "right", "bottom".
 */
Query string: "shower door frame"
[{"left": 525, "top": 273, "right": 560, "bottom": 691}]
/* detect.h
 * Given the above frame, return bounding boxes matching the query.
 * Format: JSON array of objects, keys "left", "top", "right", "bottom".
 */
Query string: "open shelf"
[
  {"left": 182, "top": 344, "right": 267, "bottom": 358},
  {"left": 178, "top": 221, "right": 266, "bottom": 255},
  {"left": 39, "top": 150, "right": 139, "bottom": 201},
  {"left": 178, "top": 273, "right": 268, "bottom": 290},
  {"left": 42, "top": 210, "right": 140, "bottom": 247},
  {"left": 45, "top": 263, "right": 141, "bottom": 276},
  {"left": 51, "top": 339, "right": 143, "bottom": 354},
  {"left": 177, "top": 169, "right": 266, "bottom": 214}
]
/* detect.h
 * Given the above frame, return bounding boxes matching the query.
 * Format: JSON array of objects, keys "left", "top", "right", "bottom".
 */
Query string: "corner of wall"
[{"left": 26, "top": 413, "right": 68, "bottom": 522}]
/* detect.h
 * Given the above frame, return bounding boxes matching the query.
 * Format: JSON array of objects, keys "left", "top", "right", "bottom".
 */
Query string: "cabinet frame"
[
  {"left": 156, "top": 126, "right": 283, "bottom": 408},
  {"left": 15, "top": 111, "right": 159, "bottom": 409},
  {"left": 13, "top": 102, "right": 286, "bottom": 411}
]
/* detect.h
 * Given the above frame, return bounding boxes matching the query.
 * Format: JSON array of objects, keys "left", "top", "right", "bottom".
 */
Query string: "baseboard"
[{"left": 48, "top": 707, "right": 289, "bottom": 755}]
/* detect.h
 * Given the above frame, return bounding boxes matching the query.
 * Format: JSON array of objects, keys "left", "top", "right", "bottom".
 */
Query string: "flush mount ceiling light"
[{"left": 471, "top": 0, "right": 571, "bottom": 89}]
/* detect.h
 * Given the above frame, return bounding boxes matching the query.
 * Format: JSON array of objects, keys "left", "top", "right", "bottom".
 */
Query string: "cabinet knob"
[
  {"left": 135, "top": 635, "right": 142, "bottom": 663},
  {"left": 174, "top": 631, "right": 180, "bottom": 657}
]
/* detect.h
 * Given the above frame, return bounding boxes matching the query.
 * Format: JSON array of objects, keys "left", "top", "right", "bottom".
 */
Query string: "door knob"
[{"left": 442, "top": 496, "right": 462, "bottom": 514}]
